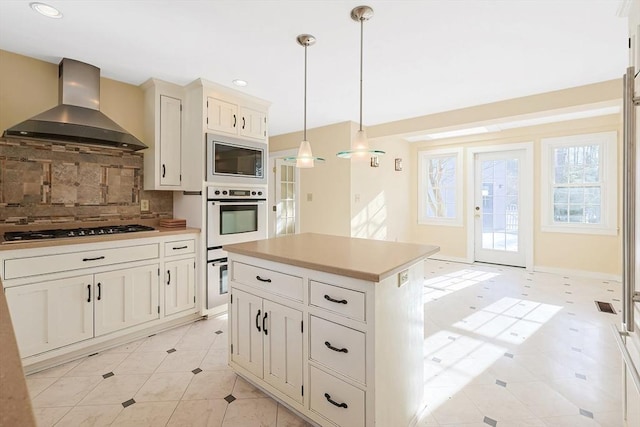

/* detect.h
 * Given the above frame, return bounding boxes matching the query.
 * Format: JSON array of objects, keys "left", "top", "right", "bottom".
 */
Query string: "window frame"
[
  {"left": 540, "top": 131, "right": 617, "bottom": 235},
  {"left": 418, "top": 148, "right": 464, "bottom": 227}
]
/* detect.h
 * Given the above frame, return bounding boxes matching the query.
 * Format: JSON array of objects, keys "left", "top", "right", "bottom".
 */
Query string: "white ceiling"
[{"left": 0, "top": 0, "right": 629, "bottom": 137}]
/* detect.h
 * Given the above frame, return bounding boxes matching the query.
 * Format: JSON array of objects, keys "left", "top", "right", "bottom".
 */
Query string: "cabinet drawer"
[
  {"left": 310, "top": 281, "right": 365, "bottom": 321},
  {"left": 164, "top": 239, "right": 195, "bottom": 256},
  {"left": 310, "top": 316, "right": 366, "bottom": 384},
  {"left": 4, "top": 244, "right": 159, "bottom": 280},
  {"left": 310, "top": 365, "right": 364, "bottom": 427},
  {"left": 232, "top": 262, "right": 303, "bottom": 301}
]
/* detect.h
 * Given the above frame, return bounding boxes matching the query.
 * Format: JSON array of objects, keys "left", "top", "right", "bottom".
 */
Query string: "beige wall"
[
  {"left": 0, "top": 50, "right": 144, "bottom": 142},
  {"left": 273, "top": 78, "right": 622, "bottom": 277},
  {"left": 410, "top": 114, "right": 622, "bottom": 276},
  {"left": 270, "top": 122, "right": 352, "bottom": 236},
  {"left": 352, "top": 130, "right": 411, "bottom": 242}
]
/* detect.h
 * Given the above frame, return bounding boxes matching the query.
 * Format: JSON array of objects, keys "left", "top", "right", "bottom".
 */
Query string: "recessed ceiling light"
[
  {"left": 30, "top": 2, "right": 63, "bottom": 19},
  {"left": 232, "top": 79, "right": 247, "bottom": 87}
]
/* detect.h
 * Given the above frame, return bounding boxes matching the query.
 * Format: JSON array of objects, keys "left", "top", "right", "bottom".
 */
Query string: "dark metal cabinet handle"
[
  {"left": 242, "top": 117, "right": 246, "bottom": 129},
  {"left": 83, "top": 256, "right": 105, "bottom": 262},
  {"left": 162, "top": 164, "right": 166, "bottom": 178},
  {"left": 87, "top": 284, "right": 91, "bottom": 303},
  {"left": 256, "top": 309, "right": 262, "bottom": 332},
  {"left": 325, "top": 341, "right": 348, "bottom": 353},
  {"left": 324, "top": 295, "right": 347, "bottom": 304},
  {"left": 256, "top": 276, "right": 272, "bottom": 283},
  {"left": 97, "top": 283, "right": 101, "bottom": 301},
  {"left": 263, "top": 312, "right": 268, "bottom": 335},
  {"left": 172, "top": 245, "right": 188, "bottom": 250},
  {"left": 167, "top": 270, "right": 171, "bottom": 285},
  {"left": 233, "top": 114, "right": 237, "bottom": 128},
  {"left": 324, "top": 393, "right": 348, "bottom": 409}
]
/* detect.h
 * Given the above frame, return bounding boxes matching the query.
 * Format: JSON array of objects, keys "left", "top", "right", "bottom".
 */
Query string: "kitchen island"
[{"left": 224, "top": 233, "right": 439, "bottom": 427}]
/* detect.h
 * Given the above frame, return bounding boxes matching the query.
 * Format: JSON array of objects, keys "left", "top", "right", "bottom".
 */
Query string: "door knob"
[{"left": 474, "top": 206, "right": 481, "bottom": 217}]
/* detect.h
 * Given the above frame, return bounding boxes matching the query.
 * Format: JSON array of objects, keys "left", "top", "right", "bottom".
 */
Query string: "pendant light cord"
[
  {"left": 304, "top": 43, "right": 308, "bottom": 141},
  {"left": 359, "top": 18, "right": 364, "bottom": 132}
]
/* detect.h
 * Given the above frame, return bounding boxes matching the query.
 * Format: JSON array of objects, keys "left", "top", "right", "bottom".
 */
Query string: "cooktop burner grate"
[{"left": 3, "top": 224, "right": 156, "bottom": 242}]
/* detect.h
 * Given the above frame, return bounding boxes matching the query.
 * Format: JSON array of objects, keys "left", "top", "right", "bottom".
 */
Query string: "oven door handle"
[{"left": 209, "top": 200, "right": 266, "bottom": 204}]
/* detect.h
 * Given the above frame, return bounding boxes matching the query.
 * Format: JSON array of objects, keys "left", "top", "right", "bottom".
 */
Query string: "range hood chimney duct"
[{"left": 3, "top": 58, "right": 147, "bottom": 151}]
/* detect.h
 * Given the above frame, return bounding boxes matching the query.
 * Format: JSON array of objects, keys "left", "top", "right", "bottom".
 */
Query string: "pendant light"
[
  {"left": 284, "top": 34, "right": 325, "bottom": 168},
  {"left": 337, "top": 5, "right": 385, "bottom": 159}
]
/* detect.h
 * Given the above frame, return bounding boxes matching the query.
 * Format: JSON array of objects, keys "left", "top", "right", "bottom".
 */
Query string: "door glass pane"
[
  {"left": 275, "top": 160, "right": 297, "bottom": 236},
  {"left": 481, "top": 158, "right": 519, "bottom": 252}
]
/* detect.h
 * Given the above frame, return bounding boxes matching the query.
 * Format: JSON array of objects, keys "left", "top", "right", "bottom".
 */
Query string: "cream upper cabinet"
[
  {"left": 239, "top": 106, "right": 267, "bottom": 140},
  {"left": 207, "top": 97, "right": 239, "bottom": 136},
  {"left": 142, "top": 78, "right": 184, "bottom": 190},
  {"left": 206, "top": 97, "right": 268, "bottom": 141}
]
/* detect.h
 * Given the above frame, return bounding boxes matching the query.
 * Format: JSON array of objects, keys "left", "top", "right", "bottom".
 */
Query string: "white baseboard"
[
  {"left": 426, "top": 254, "right": 470, "bottom": 264},
  {"left": 533, "top": 265, "right": 621, "bottom": 282}
]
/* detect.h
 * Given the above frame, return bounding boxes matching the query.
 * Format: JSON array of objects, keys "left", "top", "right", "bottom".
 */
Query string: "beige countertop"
[
  {"left": 224, "top": 233, "right": 440, "bottom": 282},
  {"left": 0, "top": 226, "right": 200, "bottom": 251},
  {"left": 0, "top": 278, "right": 36, "bottom": 427}
]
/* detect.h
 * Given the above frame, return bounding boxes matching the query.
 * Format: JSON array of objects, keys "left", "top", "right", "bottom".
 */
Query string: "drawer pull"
[
  {"left": 324, "top": 341, "right": 348, "bottom": 353},
  {"left": 324, "top": 393, "right": 348, "bottom": 409},
  {"left": 324, "top": 294, "right": 347, "bottom": 304},
  {"left": 256, "top": 309, "right": 262, "bottom": 332},
  {"left": 172, "top": 245, "right": 188, "bottom": 250},
  {"left": 256, "top": 276, "right": 272, "bottom": 283},
  {"left": 83, "top": 256, "right": 105, "bottom": 262},
  {"left": 87, "top": 284, "right": 91, "bottom": 303},
  {"left": 263, "top": 312, "right": 268, "bottom": 335}
]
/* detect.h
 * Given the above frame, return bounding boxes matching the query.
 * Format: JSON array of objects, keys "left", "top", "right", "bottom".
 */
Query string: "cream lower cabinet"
[
  {"left": 5, "top": 275, "right": 94, "bottom": 358},
  {"left": 228, "top": 254, "right": 425, "bottom": 427},
  {"left": 5, "top": 263, "right": 160, "bottom": 357},
  {"left": 230, "top": 288, "right": 303, "bottom": 403},
  {"left": 94, "top": 264, "right": 160, "bottom": 336},
  {"left": 1, "top": 232, "right": 200, "bottom": 367},
  {"left": 164, "top": 257, "right": 196, "bottom": 316}
]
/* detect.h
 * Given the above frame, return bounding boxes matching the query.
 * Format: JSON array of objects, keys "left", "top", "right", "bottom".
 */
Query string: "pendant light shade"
[
  {"left": 337, "top": 5, "right": 385, "bottom": 159},
  {"left": 284, "top": 34, "right": 325, "bottom": 168}
]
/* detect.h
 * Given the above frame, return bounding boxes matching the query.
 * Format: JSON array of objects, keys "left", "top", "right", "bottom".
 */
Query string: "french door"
[
  {"left": 473, "top": 149, "right": 527, "bottom": 267},
  {"left": 273, "top": 158, "right": 299, "bottom": 236}
]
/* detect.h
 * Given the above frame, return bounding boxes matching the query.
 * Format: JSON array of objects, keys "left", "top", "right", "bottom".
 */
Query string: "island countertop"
[{"left": 223, "top": 233, "right": 439, "bottom": 282}]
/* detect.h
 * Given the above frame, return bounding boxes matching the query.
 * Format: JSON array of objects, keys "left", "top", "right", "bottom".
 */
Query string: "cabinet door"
[
  {"left": 239, "top": 107, "right": 267, "bottom": 141},
  {"left": 159, "top": 95, "right": 182, "bottom": 187},
  {"left": 94, "top": 264, "right": 160, "bottom": 336},
  {"left": 230, "top": 288, "right": 264, "bottom": 378},
  {"left": 263, "top": 299, "right": 303, "bottom": 403},
  {"left": 165, "top": 258, "right": 196, "bottom": 316},
  {"left": 5, "top": 275, "right": 93, "bottom": 357},
  {"left": 207, "top": 97, "right": 238, "bottom": 135}
]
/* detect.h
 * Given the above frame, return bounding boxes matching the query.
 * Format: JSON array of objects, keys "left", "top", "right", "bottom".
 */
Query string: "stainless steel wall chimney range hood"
[{"left": 3, "top": 58, "right": 147, "bottom": 151}]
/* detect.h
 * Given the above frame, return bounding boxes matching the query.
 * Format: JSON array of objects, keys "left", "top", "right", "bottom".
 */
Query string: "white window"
[
  {"left": 540, "top": 131, "right": 617, "bottom": 235},
  {"left": 418, "top": 148, "right": 463, "bottom": 226}
]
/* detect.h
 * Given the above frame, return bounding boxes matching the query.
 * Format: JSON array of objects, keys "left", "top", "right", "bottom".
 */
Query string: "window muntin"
[{"left": 541, "top": 132, "right": 617, "bottom": 235}]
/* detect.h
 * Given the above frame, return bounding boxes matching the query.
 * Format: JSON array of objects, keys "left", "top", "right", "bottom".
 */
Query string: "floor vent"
[{"left": 595, "top": 301, "right": 616, "bottom": 314}]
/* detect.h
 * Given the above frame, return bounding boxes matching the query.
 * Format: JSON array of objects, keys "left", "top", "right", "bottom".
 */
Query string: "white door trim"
[
  {"left": 268, "top": 149, "right": 300, "bottom": 238},
  {"left": 465, "top": 142, "right": 534, "bottom": 270}
]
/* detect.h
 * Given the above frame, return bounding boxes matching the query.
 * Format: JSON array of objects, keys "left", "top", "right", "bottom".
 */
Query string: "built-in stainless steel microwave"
[{"left": 206, "top": 134, "right": 266, "bottom": 184}]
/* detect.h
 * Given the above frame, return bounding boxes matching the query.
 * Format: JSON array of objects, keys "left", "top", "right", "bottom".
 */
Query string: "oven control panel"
[{"left": 207, "top": 186, "right": 266, "bottom": 200}]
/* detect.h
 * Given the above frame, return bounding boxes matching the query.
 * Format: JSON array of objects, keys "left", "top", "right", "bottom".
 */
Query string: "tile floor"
[{"left": 26, "top": 260, "right": 624, "bottom": 427}]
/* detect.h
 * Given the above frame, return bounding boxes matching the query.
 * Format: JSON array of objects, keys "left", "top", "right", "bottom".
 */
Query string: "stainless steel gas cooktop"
[{"left": 3, "top": 224, "right": 156, "bottom": 243}]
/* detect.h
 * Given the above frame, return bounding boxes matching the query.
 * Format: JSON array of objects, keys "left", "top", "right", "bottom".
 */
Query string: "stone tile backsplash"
[{"left": 0, "top": 138, "right": 173, "bottom": 224}]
